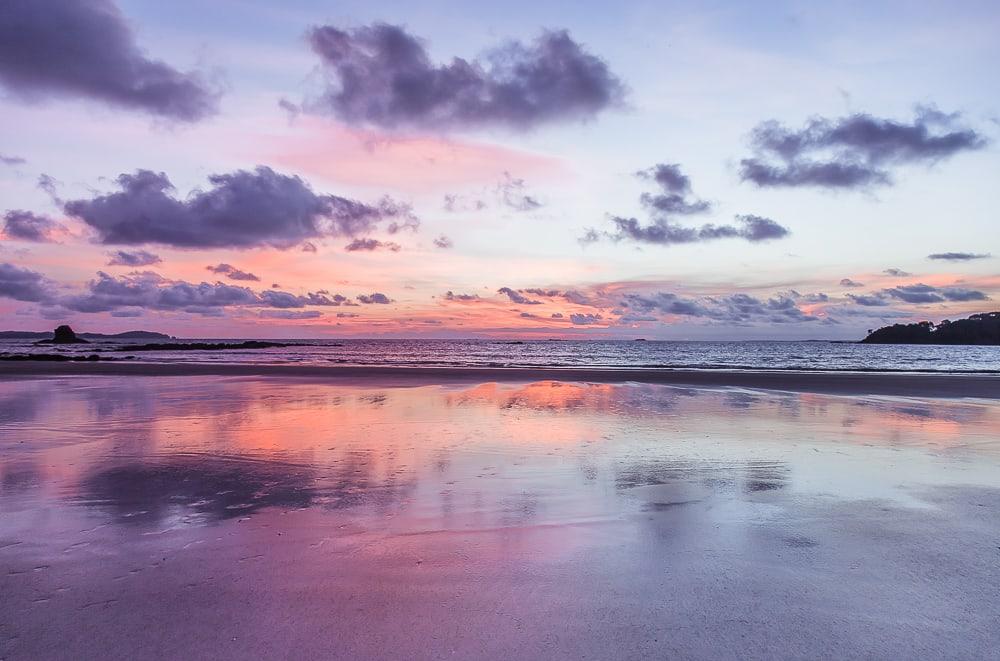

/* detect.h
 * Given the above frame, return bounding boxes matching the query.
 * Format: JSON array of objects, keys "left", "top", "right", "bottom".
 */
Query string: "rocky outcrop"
[{"left": 35, "top": 325, "right": 90, "bottom": 345}]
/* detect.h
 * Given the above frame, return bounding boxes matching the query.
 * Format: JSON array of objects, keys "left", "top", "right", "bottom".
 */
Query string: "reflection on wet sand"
[{"left": 2, "top": 376, "right": 1000, "bottom": 659}]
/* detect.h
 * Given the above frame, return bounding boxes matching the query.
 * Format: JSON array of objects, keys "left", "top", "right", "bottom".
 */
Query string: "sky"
[{"left": 0, "top": 0, "right": 998, "bottom": 339}]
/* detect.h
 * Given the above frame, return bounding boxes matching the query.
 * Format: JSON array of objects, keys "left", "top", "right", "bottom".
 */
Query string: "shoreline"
[{"left": 2, "top": 361, "right": 998, "bottom": 398}]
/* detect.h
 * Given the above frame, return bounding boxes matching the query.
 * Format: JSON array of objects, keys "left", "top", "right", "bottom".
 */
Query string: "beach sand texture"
[{"left": 2, "top": 373, "right": 1000, "bottom": 659}]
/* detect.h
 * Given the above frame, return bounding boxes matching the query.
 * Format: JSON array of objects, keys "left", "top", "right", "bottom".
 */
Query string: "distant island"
[
  {"left": 862, "top": 312, "right": 1000, "bottom": 345},
  {"left": 0, "top": 329, "right": 173, "bottom": 341},
  {"left": 1, "top": 326, "right": 299, "bottom": 356}
]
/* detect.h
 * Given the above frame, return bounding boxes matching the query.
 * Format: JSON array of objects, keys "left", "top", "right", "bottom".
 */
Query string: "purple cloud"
[
  {"left": 63, "top": 167, "right": 417, "bottom": 250},
  {"left": 106, "top": 249, "right": 161, "bottom": 267},
  {"left": 0, "top": 0, "right": 218, "bottom": 121},
  {"left": 2, "top": 210, "right": 63, "bottom": 242},
  {"left": 308, "top": 24, "right": 625, "bottom": 131},
  {"left": 207, "top": 263, "right": 260, "bottom": 282},
  {"left": 740, "top": 107, "right": 986, "bottom": 189}
]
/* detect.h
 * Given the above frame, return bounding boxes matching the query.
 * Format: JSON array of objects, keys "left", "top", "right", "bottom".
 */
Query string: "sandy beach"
[
  {"left": 2, "top": 372, "right": 1000, "bottom": 659},
  {"left": 2, "top": 361, "right": 999, "bottom": 397}
]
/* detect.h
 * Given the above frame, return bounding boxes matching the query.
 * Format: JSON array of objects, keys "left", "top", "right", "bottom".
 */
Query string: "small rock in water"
[{"left": 36, "top": 325, "right": 89, "bottom": 345}]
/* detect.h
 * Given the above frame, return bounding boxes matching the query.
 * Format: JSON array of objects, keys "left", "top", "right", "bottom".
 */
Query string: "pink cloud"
[{"left": 251, "top": 118, "right": 566, "bottom": 193}]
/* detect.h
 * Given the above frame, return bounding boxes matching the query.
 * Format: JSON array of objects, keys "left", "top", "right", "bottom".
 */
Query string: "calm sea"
[{"left": 4, "top": 338, "right": 1000, "bottom": 373}]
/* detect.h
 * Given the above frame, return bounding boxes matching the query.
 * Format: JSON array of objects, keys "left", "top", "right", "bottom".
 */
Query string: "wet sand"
[
  {"left": 2, "top": 375, "right": 1000, "bottom": 659},
  {"left": 2, "top": 360, "right": 999, "bottom": 397}
]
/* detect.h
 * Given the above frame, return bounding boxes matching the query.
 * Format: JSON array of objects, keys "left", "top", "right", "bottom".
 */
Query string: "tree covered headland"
[{"left": 861, "top": 312, "right": 1000, "bottom": 345}]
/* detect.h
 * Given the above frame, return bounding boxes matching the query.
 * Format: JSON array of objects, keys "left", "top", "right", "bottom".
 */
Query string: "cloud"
[
  {"left": 497, "top": 287, "right": 541, "bottom": 305},
  {"left": 0, "top": 262, "right": 53, "bottom": 302},
  {"left": 586, "top": 163, "right": 788, "bottom": 246},
  {"left": 63, "top": 166, "right": 417, "bottom": 250},
  {"left": 55, "top": 270, "right": 353, "bottom": 315},
  {"left": 2, "top": 210, "right": 63, "bottom": 242},
  {"left": 107, "top": 249, "right": 162, "bottom": 267},
  {"left": 884, "top": 283, "right": 988, "bottom": 304},
  {"left": 596, "top": 213, "right": 788, "bottom": 246},
  {"left": 1, "top": 153, "right": 26, "bottom": 166},
  {"left": 344, "top": 237, "right": 401, "bottom": 252},
  {"left": 433, "top": 235, "right": 453, "bottom": 249},
  {"left": 620, "top": 291, "right": 818, "bottom": 324},
  {"left": 847, "top": 293, "right": 890, "bottom": 307},
  {"left": 206, "top": 263, "right": 260, "bottom": 282},
  {"left": 883, "top": 268, "right": 911, "bottom": 277},
  {"left": 443, "top": 291, "right": 480, "bottom": 301},
  {"left": 927, "top": 252, "right": 991, "bottom": 261},
  {"left": 307, "top": 24, "right": 625, "bottom": 131},
  {"left": 636, "top": 163, "right": 711, "bottom": 215},
  {"left": 357, "top": 292, "right": 391, "bottom": 304},
  {"left": 259, "top": 310, "right": 322, "bottom": 320},
  {"left": 496, "top": 172, "right": 542, "bottom": 212},
  {"left": 443, "top": 194, "right": 487, "bottom": 213},
  {"left": 839, "top": 278, "right": 864, "bottom": 288},
  {"left": 739, "top": 107, "right": 986, "bottom": 189},
  {"left": 37, "top": 174, "right": 62, "bottom": 205},
  {"left": 570, "top": 313, "right": 603, "bottom": 325},
  {"left": 336, "top": 312, "right": 359, "bottom": 318},
  {"left": 0, "top": 0, "right": 218, "bottom": 121}
]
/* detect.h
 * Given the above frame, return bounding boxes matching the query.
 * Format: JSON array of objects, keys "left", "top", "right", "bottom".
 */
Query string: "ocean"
[{"left": 4, "top": 338, "right": 1000, "bottom": 373}]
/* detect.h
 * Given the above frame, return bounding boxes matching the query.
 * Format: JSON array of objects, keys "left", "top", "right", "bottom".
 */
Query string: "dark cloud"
[
  {"left": 444, "top": 291, "right": 480, "bottom": 302},
  {"left": 550, "top": 312, "right": 564, "bottom": 318},
  {"left": 936, "top": 288, "right": 988, "bottom": 302},
  {"left": 0, "top": 0, "right": 218, "bottom": 121},
  {"left": 883, "top": 268, "right": 911, "bottom": 277},
  {"left": 839, "top": 278, "right": 864, "bottom": 288},
  {"left": 344, "top": 237, "right": 401, "bottom": 252},
  {"left": 63, "top": 166, "right": 417, "bottom": 250},
  {"left": 357, "top": 292, "right": 391, "bottom": 304},
  {"left": 884, "top": 283, "right": 988, "bottom": 304},
  {"left": 497, "top": 287, "right": 541, "bottom": 305},
  {"left": 207, "top": 263, "right": 260, "bottom": 282},
  {"left": 0, "top": 262, "right": 53, "bottom": 302},
  {"left": 570, "top": 313, "right": 603, "bottom": 325},
  {"left": 587, "top": 163, "right": 788, "bottom": 246},
  {"left": 308, "top": 24, "right": 625, "bottom": 131},
  {"left": 336, "top": 312, "right": 359, "bottom": 318},
  {"left": 620, "top": 291, "right": 818, "bottom": 324},
  {"left": 847, "top": 293, "right": 890, "bottom": 307},
  {"left": 259, "top": 310, "right": 322, "bottom": 320},
  {"left": 433, "top": 235, "right": 453, "bottom": 249},
  {"left": 2, "top": 210, "right": 63, "bottom": 242},
  {"left": 596, "top": 213, "right": 789, "bottom": 246},
  {"left": 927, "top": 252, "right": 991, "bottom": 261},
  {"left": 518, "top": 288, "right": 598, "bottom": 307},
  {"left": 1, "top": 153, "right": 26, "bottom": 166},
  {"left": 58, "top": 270, "right": 352, "bottom": 315},
  {"left": 107, "top": 249, "right": 161, "bottom": 267},
  {"left": 636, "top": 163, "right": 711, "bottom": 216},
  {"left": 739, "top": 107, "right": 986, "bottom": 189}
]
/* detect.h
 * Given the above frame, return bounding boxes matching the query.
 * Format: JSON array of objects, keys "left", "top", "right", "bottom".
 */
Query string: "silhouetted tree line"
[{"left": 862, "top": 312, "right": 1000, "bottom": 345}]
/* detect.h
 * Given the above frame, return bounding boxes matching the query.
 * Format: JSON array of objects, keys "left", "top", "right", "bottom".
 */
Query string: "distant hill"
[
  {"left": 0, "top": 330, "right": 173, "bottom": 340},
  {"left": 861, "top": 312, "right": 1000, "bottom": 345}
]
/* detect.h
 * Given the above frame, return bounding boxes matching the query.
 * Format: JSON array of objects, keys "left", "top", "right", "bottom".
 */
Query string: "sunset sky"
[{"left": 1, "top": 0, "right": 997, "bottom": 339}]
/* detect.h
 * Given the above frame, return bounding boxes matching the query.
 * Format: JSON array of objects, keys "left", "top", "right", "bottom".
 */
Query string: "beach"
[{"left": 2, "top": 368, "right": 1000, "bottom": 659}]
